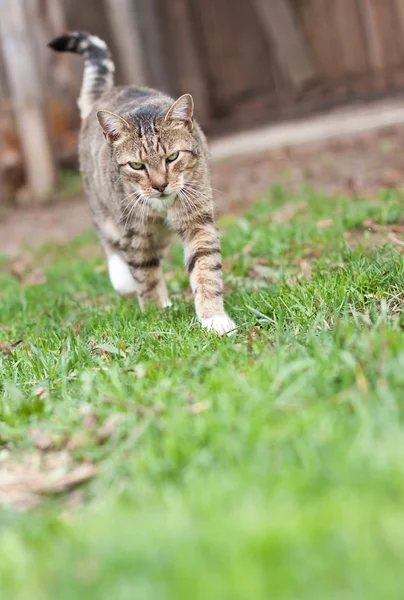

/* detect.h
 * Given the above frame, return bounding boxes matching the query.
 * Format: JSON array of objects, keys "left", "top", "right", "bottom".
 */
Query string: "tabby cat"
[{"left": 48, "top": 32, "right": 236, "bottom": 335}]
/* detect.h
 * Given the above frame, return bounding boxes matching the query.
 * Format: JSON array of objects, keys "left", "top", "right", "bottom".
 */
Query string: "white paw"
[
  {"left": 201, "top": 314, "right": 237, "bottom": 336},
  {"left": 107, "top": 254, "right": 137, "bottom": 296}
]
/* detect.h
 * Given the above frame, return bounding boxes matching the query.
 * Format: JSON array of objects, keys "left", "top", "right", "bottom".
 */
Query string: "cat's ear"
[
  {"left": 97, "top": 110, "right": 130, "bottom": 143},
  {"left": 164, "top": 94, "right": 194, "bottom": 128}
]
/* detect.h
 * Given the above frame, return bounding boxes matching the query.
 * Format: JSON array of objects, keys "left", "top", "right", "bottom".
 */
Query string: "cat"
[{"left": 48, "top": 31, "right": 236, "bottom": 335}]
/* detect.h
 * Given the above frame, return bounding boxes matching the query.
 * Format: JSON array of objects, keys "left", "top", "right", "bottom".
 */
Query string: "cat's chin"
[{"left": 147, "top": 194, "right": 177, "bottom": 212}]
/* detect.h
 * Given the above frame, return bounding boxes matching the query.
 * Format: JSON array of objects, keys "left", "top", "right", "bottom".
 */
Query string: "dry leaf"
[
  {"left": 0, "top": 341, "right": 15, "bottom": 355},
  {"left": 34, "top": 386, "right": 48, "bottom": 399},
  {"left": 0, "top": 451, "right": 96, "bottom": 510},
  {"left": 7, "top": 253, "right": 33, "bottom": 280},
  {"left": 187, "top": 402, "right": 209, "bottom": 415},
  {"left": 23, "top": 269, "right": 47, "bottom": 286},
  {"left": 39, "top": 463, "right": 96, "bottom": 494},
  {"left": 90, "top": 342, "right": 126, "bottom": 358},
  {"left": 29, "top": 427, "right": 59, "bottom": 451},
  {"left": 96, "top": 414, "right": 123, "bottom": 443},
  {"left": 316, "top": 219, "right": 334, "bottom": 228},
  {"left": 387, "top": 232, "right": 404, "bottom": 248},
  {"left": 66, "top": 432, "right": 90, "bottom": 451},
  {"left": 82, "top": 411, "right": 97, "bottom": 430},
  {"left": 299, "top": 259, "right": 312, "bottom": 278},
  {"left": 0, "top": 339, "right": 22, "bottom": 354},
  {"left": 272, "top": 201, "right": 306, "bottom": 224}
]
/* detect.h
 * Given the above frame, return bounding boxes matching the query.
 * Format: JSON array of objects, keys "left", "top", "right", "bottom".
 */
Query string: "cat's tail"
[{"left": 48, "top": 32, "right": 115, "bottom": 119}]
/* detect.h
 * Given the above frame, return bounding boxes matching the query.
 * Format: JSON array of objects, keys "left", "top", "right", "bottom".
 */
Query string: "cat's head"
[{"left": 97, "top": 94, "right": 201, "bottom": 209}]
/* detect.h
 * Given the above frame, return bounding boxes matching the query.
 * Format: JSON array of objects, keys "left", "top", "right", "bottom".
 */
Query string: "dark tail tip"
[
  {"left": 47, "top": 31, "right": 90, "bottom": 53},
  {"left": 48, "top": 33, "right": 74, "bottom": 52}
]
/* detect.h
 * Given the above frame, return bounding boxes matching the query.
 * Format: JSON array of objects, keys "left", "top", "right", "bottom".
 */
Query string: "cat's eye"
[
  {"left": 128, "top": 161, "right": 144, "bottom": 170},
  {"left": 166, "top": 151, "right": 179, "bottom": 163}
]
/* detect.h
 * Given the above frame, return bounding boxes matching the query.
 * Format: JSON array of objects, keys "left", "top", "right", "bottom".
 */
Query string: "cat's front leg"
[
  {"left": 127, "top": 257, "right": 170, "bottom": 310},
  {"left": 180, "top": 217, "right": 236, "bottom": 335}
]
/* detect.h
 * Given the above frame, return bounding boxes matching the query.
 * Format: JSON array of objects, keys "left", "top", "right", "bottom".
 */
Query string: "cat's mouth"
[
  {"left": 150, "top": 190, "right": 176, "bottom": 201},
  {"left": 147, "top": 191, "right": 177, "bottom": 211}
]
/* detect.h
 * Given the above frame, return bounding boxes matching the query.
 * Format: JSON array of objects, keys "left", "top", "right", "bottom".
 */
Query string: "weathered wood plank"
[
  {"left": 252, "top": 0, "right": 317, "bottom": 88},
  {"left": 333, "top": 0, "right": 368, "bottom": 74},
  {"left": 133, "top": 0, "right": 173, "bottom": 94},
  {"left": 191, "top": 0, "right": 274, "bottom": 116},
  {"left": 163, "top": 0, "right": 209, "bottom": 121},
  {"left": 369, "top": 0, "right": 401, "bottom": 68},
  {"left": 299, "top": 0, "right": 339, "bottom": 78},
  {"left": 358, "top": 0, "right": 385, "bottom": 70},
  {"left": 103, "top": 0, "right": 146, "bottom": 85}
]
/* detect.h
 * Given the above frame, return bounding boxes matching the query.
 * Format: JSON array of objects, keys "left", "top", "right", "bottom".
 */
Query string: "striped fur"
[
  {"left": 48, "top": 32, "right": 114, "bottom": 118},
  {"left": 48, "top": 32, "right": 235, "bottom": 335}
]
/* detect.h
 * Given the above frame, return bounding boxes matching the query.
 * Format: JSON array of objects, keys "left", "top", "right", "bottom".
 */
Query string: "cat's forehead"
[{"left": 125, "top": 111, "right": 189, "bottom": 156}]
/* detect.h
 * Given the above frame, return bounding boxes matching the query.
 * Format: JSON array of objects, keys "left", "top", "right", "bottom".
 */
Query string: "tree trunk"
[{"left": 0, "top": 0, "right": 56, "bottom": 203}]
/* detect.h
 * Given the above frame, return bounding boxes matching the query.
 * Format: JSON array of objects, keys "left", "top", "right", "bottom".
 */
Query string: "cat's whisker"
[
  {"left": 178, "top": 192, "right": 194, "bottom": 221},
  {"left": 177, "top": 191, "right": 193, "bottom": 223},
  {"left": 178, "top": 189, "right": 196, "bottom": 219},
  {"left": 183, "top": 182, "right": 221, "bottom": 203},
  {"left": 120, "top": 188, "right": 142, "bottom": 206},
  {"left": 181, "top": 185, "right": 212, "bottom": 205},
  {"left": 182, "top": 185, "right": 219, "bottom": 210},
  {"left": 122, "top": 193, "right": 144, "bottom": 231},
  {"left": 109, "top": 190, "right": 141, "bottom": 218}
]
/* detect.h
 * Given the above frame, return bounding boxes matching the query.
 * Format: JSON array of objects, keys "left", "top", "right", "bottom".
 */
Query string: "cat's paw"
[
  {"left": 161, "top": 298, "right": 172, "bottom": 308},
  {"left": 201, "top": 314, "right": 237, "bottom": 336}
]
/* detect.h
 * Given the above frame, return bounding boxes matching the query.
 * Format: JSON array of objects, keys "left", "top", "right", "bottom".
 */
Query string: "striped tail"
[{"left": 48, "top": 32, "right": 115, "bottom": 119}]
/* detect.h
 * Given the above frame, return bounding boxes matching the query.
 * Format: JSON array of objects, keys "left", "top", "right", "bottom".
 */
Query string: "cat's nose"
[{"left": 152, "top": 182, "right": 168, "bottom": 193}]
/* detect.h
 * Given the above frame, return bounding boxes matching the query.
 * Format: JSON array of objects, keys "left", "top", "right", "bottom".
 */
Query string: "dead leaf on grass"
[
  {"left": 90, "top": 342, "right": 126, "bottom": 358},
  {"left": 4, "top": 253, "right": 47, "bottom": 286},
  {"left": 0, "top": 340, "right": 22, "bottom": 355},
  {"left": 187, "top": 401, "right": 209, "bottom": 415},
  {"left": 316, "top": 219, "right": 334, "bottom": 228},
  {"left": 272, "top": 201, "right": 307, "bottom": 224},
  {"left": 0, "top": 450, "right": 96, "bottom": 510},
  {"left": 34, "top": 386, "right": 49, "bottom": 400},
  {"left": 299, "top": 259, "right": 313, "bottom": 278},
  {"left": 95, "top": 264, "right": 107, "bottom": 273},
  {"left": 6, "top": 253, "right": 33, "bottom": 279},
  {"left": 65, "top": 432, "right": 90, "bottom": 451},
  {"left": 82, "top": 411, "right": 97, "bottom": 430},
  {"left": 23, "top": 269, "right": 47, "bottom": 286},
  {"left": 29, "top": 426, "right": 62, "bottom": 451},
  {"left": 96, "top": 414, "right": 123, "bottom": 443},
  {"left": 387, "top": 232, "right": 404, "bottom": 248},
  {"left": 248, "top": 263, "right": 279, "bottom": 281}
]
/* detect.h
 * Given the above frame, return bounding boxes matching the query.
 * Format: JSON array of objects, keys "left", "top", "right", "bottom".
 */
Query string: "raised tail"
[{"left": 48, "top": 32, "right": 115, "bottom": 119}]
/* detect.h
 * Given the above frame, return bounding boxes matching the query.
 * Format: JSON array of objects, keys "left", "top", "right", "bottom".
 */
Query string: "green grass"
[{"left": 1, "top": 186, "right": 404, "bottom": 599}]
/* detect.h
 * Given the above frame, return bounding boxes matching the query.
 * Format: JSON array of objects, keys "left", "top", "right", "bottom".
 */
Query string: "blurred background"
[{"left": 2, "top": 0, "right": 404, "bottom": 222}]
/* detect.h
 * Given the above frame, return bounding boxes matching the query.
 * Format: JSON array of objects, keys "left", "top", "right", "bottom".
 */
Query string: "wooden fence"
[{"left": 2, "top": 0, "right": 404, "bottom": 206}]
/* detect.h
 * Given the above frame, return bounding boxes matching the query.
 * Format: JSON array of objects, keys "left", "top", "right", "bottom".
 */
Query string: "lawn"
[{"left": 1, "top": 185, "right": 404, "bottom": 599}]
